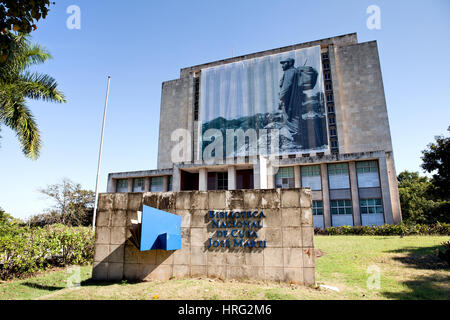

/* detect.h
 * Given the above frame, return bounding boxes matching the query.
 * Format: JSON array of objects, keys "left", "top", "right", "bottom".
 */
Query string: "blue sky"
[{"left": 1, "top": 0, "right": 449, "bottom": 219}]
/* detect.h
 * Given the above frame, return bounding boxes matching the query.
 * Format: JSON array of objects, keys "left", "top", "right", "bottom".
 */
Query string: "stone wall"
[
  {"left": 333, "top": 40, "right": 393, "bottom": 154},
  {"left": 92, "top": 189, "right": 315, "bottom": 286},
  {"left": 157, "top": 77, "right": 192, "bottom": 169}
]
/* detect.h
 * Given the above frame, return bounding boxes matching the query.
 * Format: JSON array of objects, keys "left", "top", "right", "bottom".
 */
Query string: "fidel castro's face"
[{"left": 281, "top": 61, "right": 293, "bottom": 71}]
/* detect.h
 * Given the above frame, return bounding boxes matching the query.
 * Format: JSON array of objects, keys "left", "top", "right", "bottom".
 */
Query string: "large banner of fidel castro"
[{"left": 199, "top": 46, "right": 329, "bottom": 160}]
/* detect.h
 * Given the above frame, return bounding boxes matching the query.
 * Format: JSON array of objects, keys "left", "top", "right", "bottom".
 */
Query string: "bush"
[
  {"left": 315, "top": 222, "right": 449, "bottom": 236},
  {"left": 0, "top": 222, "right": 94, "bottom": 280}
]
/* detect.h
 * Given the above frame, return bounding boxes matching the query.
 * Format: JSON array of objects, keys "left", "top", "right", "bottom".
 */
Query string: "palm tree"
[{"left": 0, "top": 32, "right": 66, "bottom": 159}]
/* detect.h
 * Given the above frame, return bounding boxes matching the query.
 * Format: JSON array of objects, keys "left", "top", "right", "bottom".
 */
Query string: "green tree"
[
  {"left": 398, "top": 171, "right": 437, "bottom": 224},
  {"left": 398, "top": 171, "right": 449, "bottom": 224},
  {"left": 0, "top": 206, "right": 11, "bottom": 224},
  {"left": 1, "top": 1, "right": 53, "bottom": 54},
  {"left": 421, "top": 126, "right": 450, "bottom": 200},
  {"left": 0, "top": 206, "right": 22, "bottom": 225},
  {"left": 0, "top": 32, "right": 65, "bottom": 159},
  {"left": 30, "top": 179, "right": 95, "bottom": 227}
]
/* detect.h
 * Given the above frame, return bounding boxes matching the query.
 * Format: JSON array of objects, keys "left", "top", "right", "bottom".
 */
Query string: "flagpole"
[{"left": 92, "top": 76, "right": 111, "bottom": 230}]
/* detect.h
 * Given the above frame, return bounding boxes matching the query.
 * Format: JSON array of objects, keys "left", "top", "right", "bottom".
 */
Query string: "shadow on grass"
[
  {"left": 381, "top": 244, "right": 450, "bottom": 300},
  {"left": 22, "top": 282, "right": 65, "bottom": 291},
  {"left": 386, "top": 244, "right": 449, "bottom": 270},
  {"left": 79, "top": 278, "right": 143, "bottom": 287},
  {"left": 381, "top": 273, "right": 450, "bottom": 300}
]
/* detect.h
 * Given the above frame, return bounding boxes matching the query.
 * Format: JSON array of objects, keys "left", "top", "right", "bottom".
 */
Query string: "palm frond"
[
  {"left": 19, "top": 72, "right": 66, "bottom": 103},
  {"left": 0, "top": 98, "right": 42, "bottom": 160},
  {"left": 0, "top": 32, "right": 52, "bottom": 77},
  {"left": 23, "top": 44, "right": 53, "bottom": 68}
]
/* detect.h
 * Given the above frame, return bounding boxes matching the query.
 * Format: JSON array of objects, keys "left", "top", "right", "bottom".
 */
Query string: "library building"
[{"left": 106, "top": 33, "right": 402, "bottom": 229}]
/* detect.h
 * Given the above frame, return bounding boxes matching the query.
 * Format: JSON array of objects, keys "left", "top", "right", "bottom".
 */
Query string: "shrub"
[
  {"left": 0, "top": 223, "right": 94, "bottom": 280},
  {"left": 315, "top": 222, "right": 449, "bottom": 236}
]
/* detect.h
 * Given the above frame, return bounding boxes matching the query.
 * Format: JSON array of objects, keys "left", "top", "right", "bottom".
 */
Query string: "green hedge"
[
  {"left": 0, "top": 223, "right": 94, "bottom": 280},
  {"left": 315, "top": 222, "right": 450, "bottom": 236}
]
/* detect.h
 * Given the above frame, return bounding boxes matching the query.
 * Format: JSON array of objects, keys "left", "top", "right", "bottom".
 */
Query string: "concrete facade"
[
  {"left": 93, "top": 189, "right": 315, "bottom": 285},
  {"left": 106, "top": 32, "right": 402, "bottom": 228}
]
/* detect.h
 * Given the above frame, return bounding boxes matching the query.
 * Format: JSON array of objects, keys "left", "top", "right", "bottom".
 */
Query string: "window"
[
  {"left": 217, "top": 172, "right": 228, "bottom": 190},
  {"left": 301, "top": 165, "right": 320, "bottom": 177},
  {"left": 328, "top": 163, "right": 348, "bottom": 175},
  {"left": 331, "top": 140, "right": 338, "bottom": 149},
  {"left": 325, "top": 83, "right": 333, "bottom": 91},
  {"left": 327, "top": 104, "right": 335, "bottom": 114},
  {"left": 275, "top": 167, "right": 295, "bottom": 188},
  {"left": 356, "top": 161, "right": 380, "bottom": 188},
  {"left": 194, "top": 77, "right": 200, "bottom": 121},
  {"left": 116, "top": 179, "right": 128, "bottom": 193},
  {"left": 326, "top": 94, "right": 334, "bottom": 102},
  {"left": 323, "top": 63, "right": 330, "bottom": 70},
  {"left": 328, "top": 116, "right": 335, "bottom": 124},
  {"left": 360, "top": 199, "right": 383, "bottom": 214},
  {"left": 330, "top": 127, "right": 337, "bottom": 137},
  {"left": 150, "top": 177, "right": 164, "bottom": 192},
  {"left": 324, "top": 72, "right": 331, "bottom": 80},
  {"left": 132, "top": 178, "right": 145, "bottom": 192},
  {"left": 328, "top": 163, "right": 350, "bottom": 189},
  {"left": 313, "top": 201, "right": 324, "bottom": 215},
  {"left": 356, "top": 161, "right": 378, "bottom": 173},
  {"left": 331, "top": 200, "right": 353, "bottom": 215},
  {"left": 301, "top": 165, "right": 321, "bottom": 191},
  {"left": 322, "top": 53, "right": 329, "bottom": 60}
]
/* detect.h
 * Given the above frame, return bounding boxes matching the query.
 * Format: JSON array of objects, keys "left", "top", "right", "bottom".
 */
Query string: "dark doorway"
[
  {"left": 180, "top": 171, "right": 199, "bottom": 191},
  {"left": 236, "top": 169, "right": 254, "bottom": 190},
  {"left": 207, "top": 172, "right": 216, "bottom": 190}
]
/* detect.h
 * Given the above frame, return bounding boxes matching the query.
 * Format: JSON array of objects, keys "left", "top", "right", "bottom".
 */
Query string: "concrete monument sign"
[{"left": 92, "top": 188, "right": 315, "bottom": 285}]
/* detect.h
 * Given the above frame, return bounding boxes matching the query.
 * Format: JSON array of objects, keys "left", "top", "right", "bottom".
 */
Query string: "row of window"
[
  {"left": 322, "top": 51, "right": 338, "bottom": 153},
  {"left": 275, "top": 161, "right": 380, "bottom": 190},
  {"left": 312, "top": 199, "right": 384, "bottom": 216},
  {"left": 116, "top": 176, "right": 172, "bottom": 193}
]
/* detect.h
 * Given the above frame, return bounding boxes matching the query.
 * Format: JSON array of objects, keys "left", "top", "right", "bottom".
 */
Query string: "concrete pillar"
[
  {"left": 162, "top": 176, "right": 169, "bottom": 192},
  {"left": 199, "top": 168, "right": 208, "bottom": 191},
  {"left": 107, "top": 176, "right": 116, "bottom": 193},
  {"left": 349, "top": 161, "right": 361, "bottom": 226},
  {"left": 267, "top": 166, "right": 275, "bottom": 189},
  {"left": 172, "top": 167, "right": 181, "bottom": 192},
  {"left": 253, "top": 160, "right": 260, "bottom": 189},
  {"left": 294, "top": 165, "right": 301, "bottom": 188},
  {"left": 144, "top": 177, "right": 150, "bottom": 192},
  {"left": 320, "top": 163, "right": 331, "bottom": 228},
  {"left": 127, "top": 178, "right": 133, "bottom": 193},
  {"left": 259, "top": 157, "right": 268, "bottom": 189},
  {"left": 228, "top": 166, "right": 236, "bottom": 190},
  {"left": 386, "top": 152, "right": 402, "bottom": 224},
  {"left": 378, "top": 155, "right": 394, "bottom": 224}
]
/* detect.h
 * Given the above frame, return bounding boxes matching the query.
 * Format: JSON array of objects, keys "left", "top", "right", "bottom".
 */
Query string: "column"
[
  {"left": 107, "top": 176, "right": 116, "bottom": 193},
  {"left": 378, "top": 155, "right": 394, "bottom": 224},
  {"left": 172, "top": 167, "right": 181, "bottom": 192},
  {"left": 199, "top": 168, "right": 208, "bottom": 191},
  {"left": 228, "top": 166, "right": 236, "bottom": 190},
  {"left": 267, "top": 166, "right": 275, "bottom": 189},
  {"left": 253, "top": 159, "right": 261, "bottom": 189},
  {"left": 127, "top": 178, "right": 133, "bottom": 193},
  {"left": 259, "top": 157, "right": 268, "bottom": 189},
  {"left": 386, "top": 152, "right": 403, "bottom": 224},
  {"left": 320, "top": 163, "right": 331, "bottom": 228},
  {"left": 162, "top": 176, "right": 169, "bottom": 192},
  {"left": 349, "top": 161, "right": 361, "bottom": 226},
  {"left": 294, "top": 165, "right": 301, "bottom": 188},
  {"left": 144, "top": 177, "right": 150, "bottom": 192}
]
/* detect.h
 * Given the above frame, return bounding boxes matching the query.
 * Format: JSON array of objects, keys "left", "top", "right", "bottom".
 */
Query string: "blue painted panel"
[{"left": 140, "top": 205, "right": 181, "bottom": 251}]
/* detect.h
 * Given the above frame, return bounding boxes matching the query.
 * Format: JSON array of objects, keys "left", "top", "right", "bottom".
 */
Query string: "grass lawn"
[{"left": 0, "top": 235, "right": 448, "bottom": 300}]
